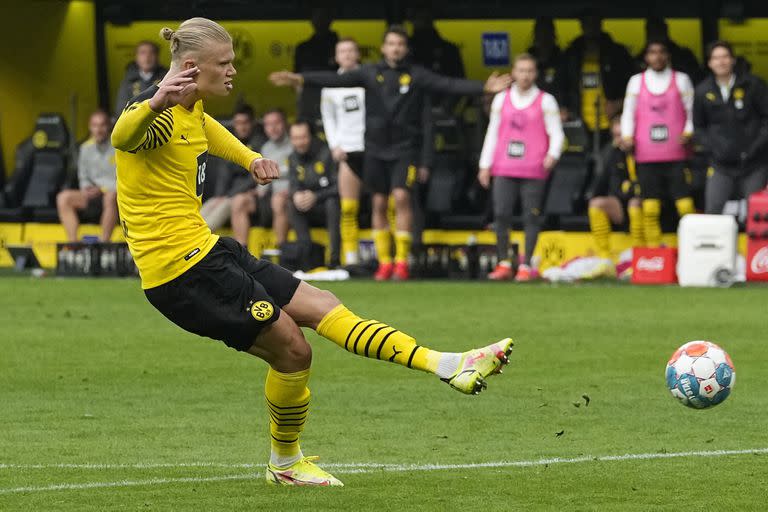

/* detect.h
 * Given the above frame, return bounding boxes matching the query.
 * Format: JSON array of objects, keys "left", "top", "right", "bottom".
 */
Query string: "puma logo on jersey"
[
  {"left": 184, "top": 248, "right": 200, "bottom": 261},
  {"left": 180, "top": 134, "right": 190, "bottom": 144}
]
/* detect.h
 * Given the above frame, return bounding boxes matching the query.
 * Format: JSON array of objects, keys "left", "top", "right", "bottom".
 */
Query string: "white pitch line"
[{"left": 0, "top": 448, "right": 766, "bottom": 495}]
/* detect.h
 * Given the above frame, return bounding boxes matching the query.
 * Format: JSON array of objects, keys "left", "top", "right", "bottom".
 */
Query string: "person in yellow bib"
[{"left": 112, "top": 17, "right": 514, "bottom": 487}]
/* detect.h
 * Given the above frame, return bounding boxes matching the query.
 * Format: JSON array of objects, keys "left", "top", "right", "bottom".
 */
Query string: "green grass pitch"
[{"left": 1, "top": 277, "right": 766, "bottom": 510}]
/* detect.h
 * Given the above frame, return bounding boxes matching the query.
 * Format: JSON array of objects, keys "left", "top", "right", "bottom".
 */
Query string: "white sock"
[
  {"left": 435, "top": 352, "right": 462, "bottom": 379},
  {"left": 270, "top": 449, "right": 303, "bottom": 469}
]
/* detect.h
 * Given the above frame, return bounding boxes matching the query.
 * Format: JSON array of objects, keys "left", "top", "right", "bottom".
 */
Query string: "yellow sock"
[
  {"left": 628, "top": 204, "right": 645, "bottom": 247},
  {"left": 373, "top": 229, "right": 393, "bottom": 265},
  {"left": 340, "top": 198, "right": 359, "bottom": 264},
  {"left": 588, "top": 206, "right": 612, "bottom": 258},
  {"left": 642, "top": 199, "right": 662, "bottom": 248},
  {"left": 394, "top": 231, "right": 412, "bottom": 264},
  {"left": 675, "top": 197, "right": 695, "bottom": 217},
  {"left": 317, "top": 305, "right": 441, "bottom": 373},
  {"left": 265, "top": 368, "right": 310, "bottom": 466}
]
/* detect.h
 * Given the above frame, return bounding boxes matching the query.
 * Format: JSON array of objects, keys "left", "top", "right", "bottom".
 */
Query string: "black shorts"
[
  {"left": 345, "top": 151, "right": 364, "bottom": 180},
  {"left": 144, "top": 237, "right": 301, "bottom": 352},
  {"left": 363, "top": 152, "right": 418, "bottom": 194},
  {"left": 78, "top": 196, "right": 104, "bottom": 223},
  {"left": 636, "top": 161, "right": 691, "bottom": 200}
]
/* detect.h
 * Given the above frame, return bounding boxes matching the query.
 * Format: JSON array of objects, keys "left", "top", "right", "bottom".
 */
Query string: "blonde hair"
[
  {"left": 514, "top": 53, "right": 537, "bottom": 66},
  {"left": 160, "top": 18, "right": 231, "bottom": 62}
]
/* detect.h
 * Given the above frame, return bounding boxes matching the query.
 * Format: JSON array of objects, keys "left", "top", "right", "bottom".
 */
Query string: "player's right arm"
[{"left": 111, "top": 67, "right": 199, "bottom": 152}]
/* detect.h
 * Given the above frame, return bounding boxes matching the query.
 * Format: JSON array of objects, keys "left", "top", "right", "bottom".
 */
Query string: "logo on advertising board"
[
  {"left": 637, "top": 256, "right": 666, "bottom": 272},
  {"left": 482, "top": 33, "right": 509, "bottom": 67},
  {"left": 750, "top": 246, "right": 768, "bottom": 274}
]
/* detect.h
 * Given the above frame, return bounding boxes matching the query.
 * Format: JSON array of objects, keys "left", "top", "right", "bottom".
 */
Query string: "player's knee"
[
  {"left": 284, "top": 328, "right": 312, "bottom": 366},
  {"left": 628, "top": 198, "right": 642, "bottom": 210},
  {"left": 391, "top": 188, "right": 409, "bottom": 208},
  {"left": 589, "top": 197, "right": 607, "bottom": 210},
  {"left": 316, "top": 288, "right": 341, "bottom": 313},
  {"left": 231, "top": 193, "right": 250, "bottom": 213},
  {"left": 56, "top": 190, "right": 72, "bottom": 208}
]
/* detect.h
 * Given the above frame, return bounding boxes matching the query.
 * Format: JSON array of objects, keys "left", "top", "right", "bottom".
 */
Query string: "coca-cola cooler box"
[
  {"left": 632, "top": 247, "right": 678, "bottom": 284},
  {"left": 747, "top": 190, "right": 768, "bottom": 281},
  {"left": 677, "top": 214, "right": 737, "bottom": 287}
]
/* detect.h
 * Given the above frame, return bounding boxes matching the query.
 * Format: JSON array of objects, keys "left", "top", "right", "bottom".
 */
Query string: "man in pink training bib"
[
  {"left": 620, "top": 39, "right": 696, "bottom": 247},
  {"left": 479, "top": 53, "right": 564, "bottom": 281}
]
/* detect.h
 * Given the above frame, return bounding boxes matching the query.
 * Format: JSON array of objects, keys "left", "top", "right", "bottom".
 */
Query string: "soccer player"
[
  {"left": 478, "top": 54, "right": 564, "bottom": 281},
  {"left": 271, "top": 25, "right": 512, "bottom": 281},
  {"left": 587, "top": 113, "right": 644, "bottom": 278},
  {"left": 320, "top": 38, "right": 365, "bottom": 266},
  {"left": 620, "top": 39, "right": 695, "bottom": 247},
  {"left": 112, "top": 18, "right": 514, "bottom": 487},
  {"left": 56, "top": 110, "right": 118, "bottom": 242}
]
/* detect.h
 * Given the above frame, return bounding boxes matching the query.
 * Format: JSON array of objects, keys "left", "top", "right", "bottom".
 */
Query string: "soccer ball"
[{"left": 665, "top": 341, "right": 735, "bottom": 409}]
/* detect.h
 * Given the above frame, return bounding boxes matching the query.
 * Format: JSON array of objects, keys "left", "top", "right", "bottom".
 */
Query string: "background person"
[
  {"left": 114, "top": 41, "right": 168, "bottom": 115},
  {"left": 320, "top": 38, "right": 365, "bottom": 266},
  {"left": 587, "top": 113, "right": 644, "bottom": 278},
  {"left": 694, "top": 40, "right": 768, "bottom": 215},
  {"left": 620, "top": 39, "right": 695, "bottom": 248},
  {"left": 230, "top": 109, "right": 293, "bottom": 250},
  {"left": 56, "top": 110, "right": 117, "bottom": 242},
  {"left": 287, "top": 121, "right": 340, "bottom": 269},
  {"left": 560, "top": 11, "right": 633, "bottom": 148},
  {"left": 478, "top": 54, "right": 564, "bottom": 282},
  {"left": 200, "top": 104, "right": 263, "bottom": 231}
]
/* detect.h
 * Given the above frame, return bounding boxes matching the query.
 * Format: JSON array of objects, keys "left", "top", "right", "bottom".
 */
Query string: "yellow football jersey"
[
  {"left": 113, "top": 87, "right": 261, "bottom": 289},
  {"left": 580, "top": 52, "right": 610, "bottom": 132}
]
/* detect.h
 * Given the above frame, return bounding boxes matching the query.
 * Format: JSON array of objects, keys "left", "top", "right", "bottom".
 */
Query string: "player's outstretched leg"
[
  {"left": 284, "top": 282, "right": 514, "bottom": 395},
  {"left": 248, "top": 312, "right": 343, "bottom": 486}
]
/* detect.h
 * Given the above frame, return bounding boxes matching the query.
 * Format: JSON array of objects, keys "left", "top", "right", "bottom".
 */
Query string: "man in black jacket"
[
  {"left": 559, "top": 12, "right": 633, "bottom": 145},
  {"left": 287, "top": 120, "right": 340, "bottom": 269},
  {"left": 113, "top": 42, "right": 167, "bottom": 116},
  {"left": 693, "top": 41, "right": 768, "bottom": 214},
  {"left": 271, "top": 25, "right": 510, "bottom": 281}
]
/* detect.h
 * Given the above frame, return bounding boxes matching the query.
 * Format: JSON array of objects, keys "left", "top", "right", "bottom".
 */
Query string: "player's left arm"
[
  {"left": 415, "top": 66, "right": 511, "bottom": 96},
  {"left": 203, "top": 113, "right": 279, "bottom": 185}
]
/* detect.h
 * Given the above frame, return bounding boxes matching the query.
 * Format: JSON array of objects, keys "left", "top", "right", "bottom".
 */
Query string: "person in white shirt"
[
  {"left": 478, "top": 53, "right": 564, "bottom": 281},
  {"left": 56, "top": 110, "right": 117, "bottom": 242},
  {"left": 320, "top": 38, "right": 365, "bottom": 265},
  {"left": 620, "top": 39, "right": 695, "bottom": 248}
]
